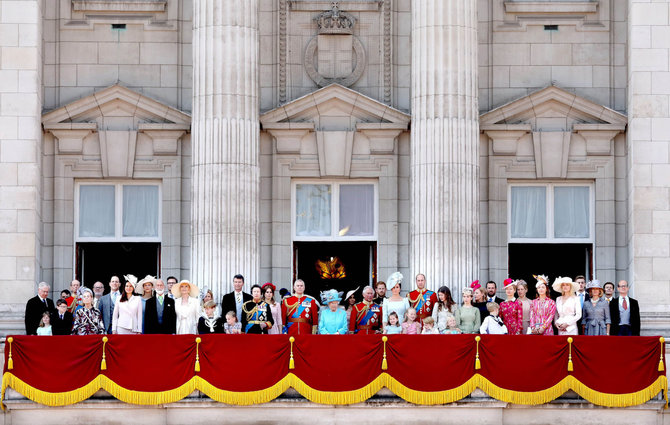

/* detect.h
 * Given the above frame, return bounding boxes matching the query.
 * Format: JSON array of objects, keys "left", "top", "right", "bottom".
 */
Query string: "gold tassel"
[
  {"left": 289, "top": 337, "right": 295, "bottom": 370},
  {"left": 475, "top": 336, "right": 481, "bottom": 370},
  {"left": 567, "top": 337, "right": 574, "bottom": 372},
  {"left": 659, "top": 337, "right": 665, "bottom": 372},
  {"left": 100, "top": 337, "right": 108, "bottom": 371},
  {"left": 195, "top": 337, "right": 201, "bottom": 373},
  {"left": 7, "top": 337, "right": 13, "bottom": 370},
  {"left": 381, "top": 336, "right": 388, "bottom": 370}
]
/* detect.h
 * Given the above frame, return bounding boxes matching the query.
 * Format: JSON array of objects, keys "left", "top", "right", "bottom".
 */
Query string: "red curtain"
[{"left": 2, "top": 335, "right": 666, "bottom": 407}]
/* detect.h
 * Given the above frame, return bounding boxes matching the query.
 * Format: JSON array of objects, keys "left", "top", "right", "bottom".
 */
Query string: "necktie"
[
  {"left": 42, "top": 298, "right": 47, "bottom": 306},
  {"left": 158, "top": 295, "right": 164, "bottom": 305},
  {"left": 236, "top": 293, "right": 241, "bottom": 304},
  {"left": 60, "top": 315, "right": 63, "bottom": 320},
  {"left": 623, "top": 297, "right": 628, "bottom": 310}
]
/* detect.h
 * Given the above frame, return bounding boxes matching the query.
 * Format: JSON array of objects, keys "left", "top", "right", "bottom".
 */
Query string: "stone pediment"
[
  {"left": 480, "top": 85, "right": 627, "bottom": 131},
  {"left": 260, "top": 84, "right": 410, "bottom": 130},
  {"left": 42, "top": 85, "right": 190, "bottom": 178},
  {"left": 42, "top": 84, "right": 190, "bottom": 128}
]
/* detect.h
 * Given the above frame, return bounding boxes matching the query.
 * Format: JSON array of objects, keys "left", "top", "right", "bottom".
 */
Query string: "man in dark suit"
[
  {"left": 98, "top": 275, "right": 122, "bottom": 334},
  {"left": 221, "top": 274, "right": 252, "bottom": 323},
  {"left": 52, "top": 299, "right": 74, "bottom": 335},
  {"left": 610, "top": 280, "right": 640, "bottom": 336},
  {"left": 144, "top": 279, "right": 176, "bottom": 334},
  {"left": 25, "top": 282, "right": 55, "bottom": 335},
  {"left": 485, "top": 281, "right": 505, "bottom": 304}
]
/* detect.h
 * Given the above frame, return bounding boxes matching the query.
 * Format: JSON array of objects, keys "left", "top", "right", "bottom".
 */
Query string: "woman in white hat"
[
  {"left": 582, "top": 280, "right": 611, "bottom": 335},
  {"left": 553, "top": 277, "right": 582, "bottom": 335},
  {"left": 344, "top": 286, "right": 359, "bottom": 324},
  {"left": 382, "top": 272, "right": 410, "bottom": 330},
  {"left": 172, "top": 280, "right": 200, "bottom": 335},
  {"left": 112, "top": 274, "right": 143, "bottom": 334}
]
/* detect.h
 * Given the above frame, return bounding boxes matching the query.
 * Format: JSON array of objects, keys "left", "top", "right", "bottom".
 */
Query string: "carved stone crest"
[{"left": 304, "top": 2, "right": 366, "bottom": 88}]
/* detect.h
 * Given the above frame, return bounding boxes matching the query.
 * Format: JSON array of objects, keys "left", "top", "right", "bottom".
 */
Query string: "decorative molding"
[
  {"left": 279, "top": 0, "right": 288, "bottom": 104},
  {"left": 99, "top": 130, "right": 138, "bottom": 178},
  {"left": 314, "top": 3, "right": 356, "bottom": 34},
  {"left": 382, "top": 0, "right": 391, "bottom": 105},
  {"left": 316, "top": 130, "right": 355, "bottom": 176},
  {"left": 531, "top": 131, "right": 572, "bottom": 179},
  {"left": 304, "top": 35, "right": 366, "bottom": 87},
  {"left": 72, "top": 1, "right": 167, "bottom": 13},
  {"left": 503, "top": 1, "right": 598, "bottom": 15},
  {"left": 289, "top": 1, "right": 382, "bottom": 12},
  {"left": 48, "top": 128, "right": 95, "bottom": 155}
]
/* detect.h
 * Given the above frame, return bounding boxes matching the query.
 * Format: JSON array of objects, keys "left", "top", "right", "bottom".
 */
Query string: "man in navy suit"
[
  {"left": 610, "top": 280, "right": 640, "bottom": 336},
  {"left": 52, "top": 299, "right": 74, "bottom": 335},
  {"left": 144, "top": 279, "right": 177, "bottom": 334},
  {"left": 24, "top": 282, "right": 55, "bottom": 335},
  {"left": 98, "top": 275, "right": 122, "bottom": 334}
]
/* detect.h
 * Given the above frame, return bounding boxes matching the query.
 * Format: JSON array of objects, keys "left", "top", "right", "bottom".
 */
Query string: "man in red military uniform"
[
  {"left": 407, "top": 273, "right": 437, "bottom": 324},
  {"left": 349, "top": 286, "right": 383, "bottom": 334},
  {"left": 282, "top": 279, "right": 318, "bottom": 335}
]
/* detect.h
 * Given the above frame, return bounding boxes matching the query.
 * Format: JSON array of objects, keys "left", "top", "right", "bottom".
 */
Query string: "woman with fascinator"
[
  {"left": 318, "top": 289, "right": 348, "bottom": 334},
  {"left": 262, "top": 282, "right": 283, "bottom": 335},
  {"left": 382, "top": 272, "right": 410, "bottom": 330},
  {"left": 529, "top": 275, "right": 556, "bottom": 335}
]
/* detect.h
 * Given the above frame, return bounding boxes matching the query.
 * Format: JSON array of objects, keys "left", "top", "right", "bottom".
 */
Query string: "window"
[
  {"left": 293, "top": 181, "right": 377, "bottom": 241},
  {"left": 508, "top": 183, "right": 593, "bottom": 243},
  {"left": 76, "top": 182, "right": 161, "bottom": 242}
]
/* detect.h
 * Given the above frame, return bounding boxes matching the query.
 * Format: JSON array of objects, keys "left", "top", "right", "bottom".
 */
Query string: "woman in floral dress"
[
  {"left": 529, "top": 275, "right": 556, "bottom": 335},
  {"left": 499, "top": 278, "right": 523, "bottom": 335},
  {"left": 72, "top": 288, "right": 105, "bottom": 335}
]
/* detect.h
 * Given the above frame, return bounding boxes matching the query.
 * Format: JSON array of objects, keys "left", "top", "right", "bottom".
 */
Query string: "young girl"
[
  {"left": 223, "top": 310, "right": 242, "bottom": 334},
  {"left": 443, "top": 316, "right": 462, "bottom": 334},
  {"left": 421, "top": 317, "right": 439, "bottom": 334},
  {"left": 401, "top": 309, "right": 422, "bottom": 334},
  {"left": 37, "top": 312, "right": 52, "bottom": 335},
  {"left": 384, "top": 311, "right": 402, "bottom": 335}
]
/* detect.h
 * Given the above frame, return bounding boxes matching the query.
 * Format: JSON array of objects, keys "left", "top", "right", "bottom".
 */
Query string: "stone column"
[
  {"left": 409, "top": 1, "right": 479, "bottom": 293},
  {"left": 0, "top": 0, "right": 43, "bottom": 334},
  {"left": 191, "top": 1, "right": 260, "bottom": 296},
  {"left": 627, "top": 0, "right": 670, "bottom": 334}
]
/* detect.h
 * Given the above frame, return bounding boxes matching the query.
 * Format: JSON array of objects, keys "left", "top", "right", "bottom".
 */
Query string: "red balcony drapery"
[{"left": 2, "top": 335, "right": 666, "bottom": 408}]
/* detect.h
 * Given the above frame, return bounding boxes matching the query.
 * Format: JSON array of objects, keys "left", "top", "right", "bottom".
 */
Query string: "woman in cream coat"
[
  {"left": 172, "top": 280, "right": 200, "bottom": 335},
  {"left": 112, "top": 274, "right": 143, "bottom": 334},
  {"left": 553, "top": 276, "right": 582, "bottom": 335}
]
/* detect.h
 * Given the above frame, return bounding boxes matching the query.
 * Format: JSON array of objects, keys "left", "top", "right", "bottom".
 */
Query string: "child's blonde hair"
[
  {"left": 423, "top": 317, "right": 435, "bottom": 326},
  {"left": 38, "top": 312, "right": 50, "bottom": 327},
  {"left": 225, "top": 311, "right": 238, "bottom": 321},
  {"left": 486, "top": 302, "right": 499, "bottom": 313},
  {"left": 404, "top": 309, "right": 416, "bottom": 322}
]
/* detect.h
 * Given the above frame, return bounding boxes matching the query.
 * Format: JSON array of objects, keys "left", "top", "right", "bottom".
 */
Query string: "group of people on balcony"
[{"left": 24, "top": 270, "right": 640, "bottom": 337}]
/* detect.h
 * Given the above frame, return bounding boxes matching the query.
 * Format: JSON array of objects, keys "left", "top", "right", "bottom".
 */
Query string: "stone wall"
[{"left": 478, "top": 0, "right": 628, "bottom": 113}]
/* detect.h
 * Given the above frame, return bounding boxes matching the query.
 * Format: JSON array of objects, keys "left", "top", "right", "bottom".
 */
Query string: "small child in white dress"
[{"left": 479, "top": 302, "right": 508, "bottom": 335}]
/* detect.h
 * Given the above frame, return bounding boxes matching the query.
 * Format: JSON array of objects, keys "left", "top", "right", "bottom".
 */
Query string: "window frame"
[
  {"left": 291, "top": 180, "right": 378, "bottom": 242},
  {"left": 507, "top": 181, "right": 594, "bottom": 244},
  {"left": 75, "top": 181, "right": 162, "bottom": 243}
]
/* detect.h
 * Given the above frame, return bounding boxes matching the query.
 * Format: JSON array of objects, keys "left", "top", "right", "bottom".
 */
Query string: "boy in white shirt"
[{"left": 479, "top": 302, "right": 508, "bottom": 334}]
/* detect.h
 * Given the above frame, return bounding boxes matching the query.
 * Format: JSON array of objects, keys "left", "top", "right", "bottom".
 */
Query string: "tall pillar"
[
  {"left": 409, "top": 1, "right": 479, "bottom": 293},
  {"left": 191, "top": 1, "right": 260, "bottom": 296}
]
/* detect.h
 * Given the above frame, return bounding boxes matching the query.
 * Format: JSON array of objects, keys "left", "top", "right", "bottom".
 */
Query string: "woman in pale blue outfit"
[
  {"left": 582, "top": 280, "right": 611, "bottom": 336},
  {"left": 318, "top": 289, "right": 348, "bottom": 334},
  {"left": 382, "top": 272, "right": 410, "bottom": 328}
]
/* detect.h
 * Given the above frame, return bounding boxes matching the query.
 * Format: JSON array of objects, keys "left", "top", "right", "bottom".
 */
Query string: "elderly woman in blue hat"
[
  {"left": 582, "top": 279, "right": 611, "bottom": 335},
  {"left": 318, "top": 289, "right": 349, "bottom": 334}
]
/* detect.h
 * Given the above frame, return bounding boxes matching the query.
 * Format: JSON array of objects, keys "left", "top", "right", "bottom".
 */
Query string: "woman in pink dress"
[
  {"left": 262, "top": 283, "right": 283, "bottom": 335},
  {"left": 499, "top": 278, "right": 523, "bottom": 335},
  {"left": 529, "top": 275, "right": 556, "bottom": 335}
]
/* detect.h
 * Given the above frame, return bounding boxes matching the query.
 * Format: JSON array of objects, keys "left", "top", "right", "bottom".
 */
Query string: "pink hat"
[
  {"left": 470, "top": 280, "right": 481, "bottom": 290},
  {"left": 503, "top": 278, "right": 515, "bottom": 289}
]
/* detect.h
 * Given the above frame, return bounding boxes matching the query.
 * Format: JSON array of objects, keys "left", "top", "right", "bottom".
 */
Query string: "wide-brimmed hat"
[
  {"left": 123, "top": 274, "right": 138, "bottom": 287},
  {"left": 345, "top": 286, "right": 359, "bottom": 301},
  {"left": 387, "top": 272, "right": 403, "bottom": 289},
  {"left": 321, "top": 289, "right": 343, "bottom": 304},
  {"left": 503, "top": 278, "right": 516, "bottom": 289},
  {"left": 137, "top": 275, "right": 156, "bottom": 292},
  {"left": 171, "top": 280, "right": 200, "bottom": 298},
  {"left": 470, "top": 280, "right": 481, "bottom": 291},
  {"left": 586, "top": 279, "right": 602, "bottom": 291},
  {"left": 552, "top": 276, "right": 579, "bottom": 294}
]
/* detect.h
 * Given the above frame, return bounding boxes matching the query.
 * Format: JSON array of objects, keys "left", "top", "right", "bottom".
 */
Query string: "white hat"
[
  {"left": 171, "top": 280, "right": 200, "bottom": 298},
  {"left": 345, "top": 286, "right": 359, "bottom": 301},
  {"left": 123, "top": 274, "right": 138, "bottom": 287},
  {"left": 137, "top": 275, "right": 156, "bottom": 292},
  {"left": 533, "top": 274, "right": 549, "bottom": 289},
  {"left": 552, "top": 276, "right": 579, "bottom": 294},
  {"left": 387, "top": 272, "right": 403, "bottom": 289}
]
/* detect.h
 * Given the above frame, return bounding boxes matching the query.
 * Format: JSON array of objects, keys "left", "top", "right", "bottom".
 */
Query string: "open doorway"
[
  {"left": 76, "top": 242, "right": 161, "bottom": 290},
  {"left": 508, "top": 243, "right": 592, "bottom": 298},
  {"left": 293, "top": 241, "right": 376, "bottom": 303}
]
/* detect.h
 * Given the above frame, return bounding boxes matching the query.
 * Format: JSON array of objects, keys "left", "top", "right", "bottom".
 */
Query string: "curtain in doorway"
[
  {"left": 79, "top": 185, "right": 115, "bottom": 237},
  {"left": 122, "top": 186, "right": 159, "bottom": 237},
  {"left": 339, "top": 184, "right": 374, "bottom": 236},
  {"left": 554, "top": 186, "right": 589, "bottom": 238},
  {"left": 296, "top": 184, "right": 331, "bottom": 236},
  {"left": 510, "top": 186, "right": 546, "bottom": 238}
]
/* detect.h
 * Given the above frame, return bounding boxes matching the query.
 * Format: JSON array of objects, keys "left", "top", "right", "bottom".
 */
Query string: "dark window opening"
[
  {"left": 508, "top": 243, "right": 592, "bottom": 299},
  {"left": 111, "top": 24, "right": 126, "bottom": 30},
  {"left": 544, "top": 25, "right": 559, "bottom": 31},
  {"left": 293, "top": 241, "right": 376, "bottom": 303},
  {"left": 76, "top": 242, "right": 161, "bottom": 290}
]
